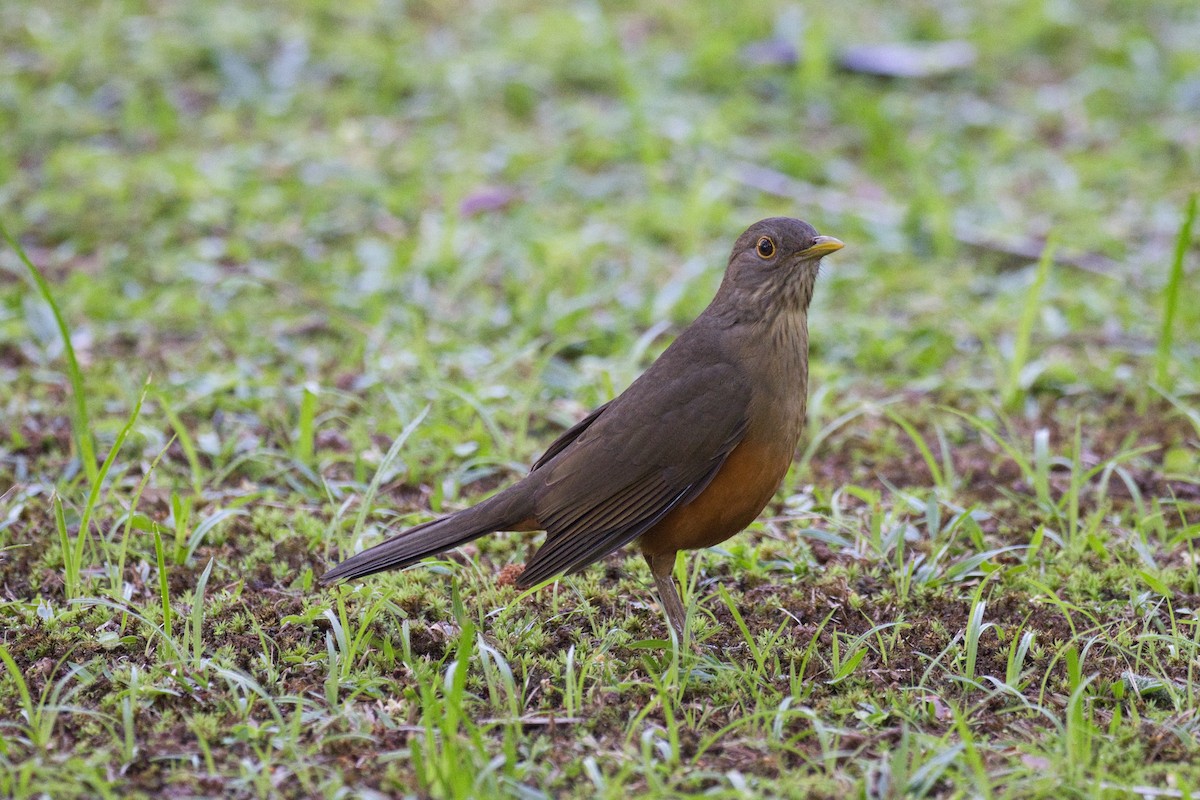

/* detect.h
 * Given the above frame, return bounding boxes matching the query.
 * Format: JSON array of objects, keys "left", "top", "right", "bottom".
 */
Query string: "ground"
[{"left": 2, "top": 0, "right": 1199, "bottom": 797}]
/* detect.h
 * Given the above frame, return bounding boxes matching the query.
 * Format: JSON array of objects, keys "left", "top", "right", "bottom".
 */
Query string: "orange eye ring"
[{"left": 756, "top": 236, "right": 775, "bottom": 259}]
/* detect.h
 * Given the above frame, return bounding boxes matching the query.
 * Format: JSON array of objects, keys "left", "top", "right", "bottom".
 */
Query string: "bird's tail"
[{"left": 319, "top": 487, "right": 534, "bottom": 584}]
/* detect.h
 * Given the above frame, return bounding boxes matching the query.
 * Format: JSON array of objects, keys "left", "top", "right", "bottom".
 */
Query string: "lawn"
[{"left": 2, "top": 0, "right": 1199, "bottom": 797}]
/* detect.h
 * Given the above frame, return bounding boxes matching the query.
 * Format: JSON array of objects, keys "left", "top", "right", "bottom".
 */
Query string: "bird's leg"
[{"left": 645, "top": 551, "right": 687, "bottom": 642}]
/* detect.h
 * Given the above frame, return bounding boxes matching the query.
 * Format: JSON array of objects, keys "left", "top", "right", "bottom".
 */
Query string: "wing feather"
[{"left": 530, "top": 401, "right": 612, "bottom": 472}]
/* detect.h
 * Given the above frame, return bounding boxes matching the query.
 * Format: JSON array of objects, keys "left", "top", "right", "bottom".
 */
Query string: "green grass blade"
[
  {"left": 348, "top": 405, "right": 431, "bottom": 546},
  {"left": 190, "top": 558, "right": 214, "bottom": 667},
  {"left": 54, "top": 494, "right": 77, "bottom": 600},
  {"left": 1155, "top": 193, "right": 1197, "bottom": 388},
  {"left": 69, "top": 377, "right": 150, "bottom": 599},
  {"left": 113, "top": 437, "right": 174, "bottom": 593},
  {"left": 1004, "top": 236, "right": 1056, "bottom": 409},
  {"left": 0, "top": 218, "right": 97, "bottom": 482},
  {"left": 152, "top": 523, "right": 172, "bottom": 641},
  {"left": 157, "top": 394, "right": 204, "bottom": 497},
  {"left": 885, "top": 408, "right": 944, "bottom": 488},
  {"left": 0, "top": 644, "right": 38, "bottom": 745},
  {"left": 296, "top": 383, "right": 318, "bottom": 465}
]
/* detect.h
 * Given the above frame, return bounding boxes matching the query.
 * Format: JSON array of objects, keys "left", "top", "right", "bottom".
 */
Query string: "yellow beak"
[{"left": 802, "top": 235, "right": 845, "bottom": 258}]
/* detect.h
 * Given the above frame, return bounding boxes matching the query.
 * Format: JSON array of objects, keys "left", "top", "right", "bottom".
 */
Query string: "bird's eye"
[{"left": 756, "top": 237, "right": 775, "bottom": 259}]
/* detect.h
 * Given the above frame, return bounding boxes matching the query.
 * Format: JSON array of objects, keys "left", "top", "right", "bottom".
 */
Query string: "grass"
[
  {"left": 1003, "top": 236, "right": 1056, "bottom": 411},
  {"left": 0, "top": 218, "right": 96, "bottom": 483},
  {"left": 2, "top": 0, "right": 1199, "bottom": 797},
  {"left": 1157, "top": 193, "right": 1198, "bottom": 391}
]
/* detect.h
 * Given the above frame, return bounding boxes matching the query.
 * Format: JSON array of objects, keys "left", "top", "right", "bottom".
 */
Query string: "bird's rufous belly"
[{"left": 638, "top": 437, "right": 792, "bottom": 556}]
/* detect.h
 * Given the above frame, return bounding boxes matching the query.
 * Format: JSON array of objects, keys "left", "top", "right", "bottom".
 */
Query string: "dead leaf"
[{"left": 838, "top": 41, "right": 976, "bottom": 79}]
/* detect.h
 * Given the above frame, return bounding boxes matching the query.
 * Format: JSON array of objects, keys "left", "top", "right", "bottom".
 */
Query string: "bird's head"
[{"left": 718, "top": 217, "right": 843, "bottom": 317}]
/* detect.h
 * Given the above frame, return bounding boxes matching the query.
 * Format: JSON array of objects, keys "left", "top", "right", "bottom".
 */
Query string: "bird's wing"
[
  {"left": 518, "top": 348, "right": 751, "bottom": 586},
  {"left": 530, "top": 401, "right": 612, "bottom": 472}
]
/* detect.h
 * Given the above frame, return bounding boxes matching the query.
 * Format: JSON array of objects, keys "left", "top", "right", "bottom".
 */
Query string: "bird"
[{"left": 320, "top": 217, "right": 843, "bottom": 639}]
